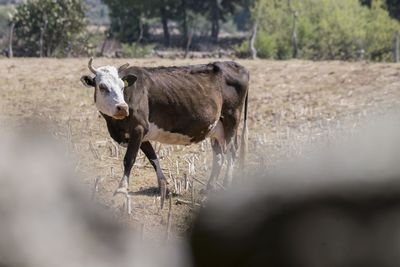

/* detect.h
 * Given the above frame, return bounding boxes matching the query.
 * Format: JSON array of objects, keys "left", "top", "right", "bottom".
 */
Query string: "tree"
[
  {"left": 149, "top": 0, "right": 181, "bottom": 47},
  {"left": 186, "top": 0, "right": 244, "bottom": 43},
  {"left": 386, "top": 0, "right": 400, "bottom": 20},
  {"left": 12, "top": 0, "right": 87, "bottom": 57},
  {"left": 103, "top": 0, "right": 143, "bottom": 43},
  {"left": 104, "top": 0, "right": 180, "bottom": 46},
  {"left": 210, "top": 0, "right": 243, "bottom": 43},
  {"left": 361, "top": 0, "right": 400, "bottom": 21}
]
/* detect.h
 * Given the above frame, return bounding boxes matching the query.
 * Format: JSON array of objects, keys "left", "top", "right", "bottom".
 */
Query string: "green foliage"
[
  {"left": 306, "top": 0, "right": 368, "bottom": 60},
  {"left": 234, "top": 30, "right": 278, "bottom": 59},
  {"left": 255, "top": 31, "right": 277, "bottom": 58},
  {"left": 233, "top": 40, "right": 249, "bottom": 58},
  {"left": 365, "top": 2, "right": 400, "bottom": 60},
  {"left": 252, "top": 0, "right": 400, "bottom": 61},
  {"left": 120, "top": 43, "right": 155, "bottom": 58},
  {"left": 253, "top": 0, "right": 292, "bottom": 59},
  {"left": 13, "top": 0, "right": 87, "bottom": 57}
]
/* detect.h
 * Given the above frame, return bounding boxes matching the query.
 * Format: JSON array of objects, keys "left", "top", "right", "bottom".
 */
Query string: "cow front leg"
[
  {"left": 114, "top": 126, "right": 144, "bottom": 195},
  {"left": 140, "top": 141, "right": 168, "bottom": 208}
]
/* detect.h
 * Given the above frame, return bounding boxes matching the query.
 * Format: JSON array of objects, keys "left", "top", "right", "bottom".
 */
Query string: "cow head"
[{"left": 80, "top": 58, "right": 136, "bottom": 120}]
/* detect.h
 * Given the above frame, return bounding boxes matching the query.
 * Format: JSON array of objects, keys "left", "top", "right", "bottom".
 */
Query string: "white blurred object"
[{"left": 0, "top": 126, "right": 189, "bottom": 267}]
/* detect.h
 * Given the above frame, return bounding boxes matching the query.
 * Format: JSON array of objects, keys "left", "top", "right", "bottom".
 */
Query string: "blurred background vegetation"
[{"left": 0, "top": 0, "right": 399, "bottom": 61}]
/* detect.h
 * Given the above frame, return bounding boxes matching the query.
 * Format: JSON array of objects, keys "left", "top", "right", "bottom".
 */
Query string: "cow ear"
[
  {"left": 118, "top": 63, "right": 130, "bottom": 73},
  {"left": 122, "top": 75, "right": 137, "bottom": 88},
  {"left": 212, "top": 62, "right": 221, "bottom": 73},
  {"left": 80, "top": 75, "right": 95, "bottom": 88}
]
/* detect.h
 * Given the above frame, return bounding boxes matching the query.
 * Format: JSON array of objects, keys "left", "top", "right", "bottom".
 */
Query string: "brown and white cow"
[{"left": 80, "top": 58, "right": 249, "bottom": 207}]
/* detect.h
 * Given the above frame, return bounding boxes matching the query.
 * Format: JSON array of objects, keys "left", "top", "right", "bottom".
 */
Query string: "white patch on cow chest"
[
  {"left": 143, "top": 122, "right": 192, "bottom": 145},
  {"left": 206, "top": 119, "right": 220, "bottom": 137}
]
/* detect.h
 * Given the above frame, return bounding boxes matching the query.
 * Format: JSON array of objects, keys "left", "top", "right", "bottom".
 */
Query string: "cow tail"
[{"left": 239, "top": 90, "right": 248, "bottom": 170}]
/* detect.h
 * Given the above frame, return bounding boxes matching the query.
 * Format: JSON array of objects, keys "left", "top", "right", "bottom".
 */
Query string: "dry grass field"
[{"left": 1, "top": 58, "right": 400, "bottom": 239}]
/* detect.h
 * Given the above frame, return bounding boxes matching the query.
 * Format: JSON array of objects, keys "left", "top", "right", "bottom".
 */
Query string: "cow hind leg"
[
  {"left": 223, "top": 143, "right": 237, "bottom": 187},
  {"left": 206, "top": 120, "right": 226, "bottom": 191},
  {"left": 140, "top": 141, "right": 168, "bottom": 209},
  {"left": 220, "top": 111, "right": 241, "bottom": 187},
  {"left": 206, "top": 141, "right": 224, "bottom": 191}
]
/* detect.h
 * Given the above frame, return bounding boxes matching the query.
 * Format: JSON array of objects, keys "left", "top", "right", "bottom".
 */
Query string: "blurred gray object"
[{"left": 189, "top": 114, "right": 400, "bottom": 267}]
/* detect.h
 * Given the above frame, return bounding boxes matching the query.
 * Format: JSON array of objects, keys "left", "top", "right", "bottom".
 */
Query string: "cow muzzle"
[{"left": 113, "top": 103, "right": 129, "bottom": 119}]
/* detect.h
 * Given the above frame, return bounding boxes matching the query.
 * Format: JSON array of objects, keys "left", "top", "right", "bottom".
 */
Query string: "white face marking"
[
  {"left": 94, "top": 66, "right": 127, "bottom": 117},
  {"left": 143, "top": 122, "right": 193, "bottom": 145}
]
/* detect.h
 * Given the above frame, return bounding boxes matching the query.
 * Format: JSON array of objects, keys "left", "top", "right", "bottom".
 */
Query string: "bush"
[
  {"left": 233, "top": 40, "right": 249, "bottom": 58},
  {"left": 120, "top": 43, "right": 155, "bottom": 58},
  {"left": 252, "top": 0, "right": 400, "bottom": 61},
  {"left": 365, "top": 2, "right": 400, "bottom": 61},
  {"left": 310, "top": 0, "right": 367, "bottom": 60},
  {"left": 253, "top": 0, "right": 292, "bottom": 59},
  {"left": 256, "top": 32, "right": 277, "bottom": 59}
]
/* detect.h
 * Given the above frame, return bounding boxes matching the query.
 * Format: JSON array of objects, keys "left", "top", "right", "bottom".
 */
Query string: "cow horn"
[{"left": 88, "top": 57, "right": 97, "bottom": 74}]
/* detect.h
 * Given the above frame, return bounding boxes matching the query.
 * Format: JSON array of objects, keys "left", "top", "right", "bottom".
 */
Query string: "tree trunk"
[
  {"left": 288, "top": 0, "right": 298, "bottom": 58},
  {"left": 249, "top": 22, "right": 258, "bottom": 59},
  {"left": 184, "top": 30, "right": 193, "bottom": 59},
  {"left": 291, "top": 12, "right": 298, "bottom": 58},
  {"left": 39, "top": 19, "right": 48, "bottom": 58},
  {"left": 393, "top": 31, "right": 399, "bottom": 63},
  {"left": 100, "top": 34, "right": 108, "bottom": 56},
  {"left": 136, "top": 16, "right": 144, "bottom": 43},
  {"left": 181, "top": 0, "right": 188, "bottom": 48},
  {"left": 210, "top": 0, "right": 220, "bottom": 44},
  {"left": 160, "top": 6, "right": 170, "bottom": 47},
  {"left": 8, "top": 21, "right": 14, "bottom": 58}
]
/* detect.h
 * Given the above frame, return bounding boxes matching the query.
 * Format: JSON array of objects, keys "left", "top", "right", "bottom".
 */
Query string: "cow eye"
[{"left": 99, "top": 84, "right": 110, "bottom": 94}]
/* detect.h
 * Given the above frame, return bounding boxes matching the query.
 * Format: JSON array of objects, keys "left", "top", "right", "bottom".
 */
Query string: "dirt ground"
[{"left": 1, "top": 58, "right": 400, "bottom": 239}]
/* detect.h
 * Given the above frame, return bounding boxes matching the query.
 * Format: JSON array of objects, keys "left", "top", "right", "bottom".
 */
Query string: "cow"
[{"left": 80, "top": 58, "right": 249, "bottom": 207}]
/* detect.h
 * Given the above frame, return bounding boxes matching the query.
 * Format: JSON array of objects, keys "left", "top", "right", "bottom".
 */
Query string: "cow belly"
[{"left": 143, "top": 122, "right": 193, "bottom": 145}]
